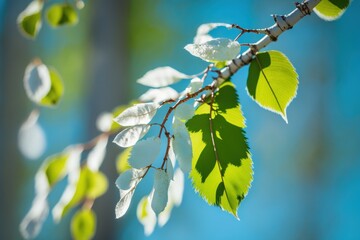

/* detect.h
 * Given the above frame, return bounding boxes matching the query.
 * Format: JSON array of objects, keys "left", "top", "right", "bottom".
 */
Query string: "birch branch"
[{"left": 216, "top": 0, "right": 321, "bottom": 86}]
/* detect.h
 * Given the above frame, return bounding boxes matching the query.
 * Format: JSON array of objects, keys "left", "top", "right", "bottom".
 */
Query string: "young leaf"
[
  {"left": 128, "top": 137, "right": 161, "bottom": 169},
  {"left": 314, "top": 0, "right": 350, "bottom": 21},
  {"left": 186, "top": 81, "right": 253, "bottom": 218},
  {"left": 115, "top": 168, "right": 147, "bottom": 218},
  {"left": 185, "top": 38, "right": 240, "bottom": 64},
  {"left": 39, "top": 68, "right": 64, "bottom": 107},
  {"left": 23, "top": 60, "right": 52, "bottom": 104},
  {"left": 17, "top": 0, "right": 43, "bottom": 38},
  {"left": 139, "top": 87, "right": 179, "bottom": 103},
  {"left": 113, "top": 125, "right": 150, "bottom": 148},
  {"left": 42, "top": 153, "right": 69, "bottom": 187},
  {"left": 46, "top": 4, "right": 78, "bottom": 27},
  {"left": 137, "top": 196, "right": 157, "bottom": 236},
  {"left": 247, "top": 50, "right": 298, "bottom": 123},
  {"left": 137, "top": 66, "right": 190, "bottom": 88},
  {"left": 150, "top": 169, "right": 170, "bottom": 215},
  {"left": 71, "top": 209, "right": 96, "bottom": 240},
  {"left": 194, "top": 23, "right": 232, "bottom": 44},
  {"left": 172, "top": 118, "right": 192, "bottom": 173},
  {"left": 114, "top": 103, "right": 159, "bottom": 127}
]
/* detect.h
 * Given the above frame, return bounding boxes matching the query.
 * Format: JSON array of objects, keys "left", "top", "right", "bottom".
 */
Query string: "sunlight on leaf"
[
  {"left": 137, "top": 66, "right": 190, "bottom": 88},
  {"left": 17, "top": 0, "right": 43, "bottom": 38},
  {"left": 150, "top": 169, "right": 170, "bottom": 215},
  {"left": 113, "top": 125, "right": 150, "bottom": 148},
  {"left": 137, "top": 195, "right": 157, "bottom": 236},
  {"left": 86, "top": 136, "right": 108, "bottom": 171},
  {"left": 116, "top": 148, "right": 132, "bottom": 174},
  {"left": 128, "top": 137, "right": 161, "bottom": 169},
  {"left": 139, "top": 87, "right": 179, "bottom": 103},
  {"left": 247, "top": 50, "right": 298, "bottom": 123},
  {"left": 172, "top": 118, "right": 192, "bottom": 173},
  {"left": 114, "top": 103, "right": 159, "bottom": 127},
  {"left": 186, "top": 81, "right": 253, "bottom": 218},
  {"left": 194, "top": 22, "right": 232, "bottom": 44},
  {"left": 314, "top": 0, "right": 350, "bottom": 21}
]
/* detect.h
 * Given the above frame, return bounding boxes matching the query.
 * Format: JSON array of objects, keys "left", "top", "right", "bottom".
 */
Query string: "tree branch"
[{"left": 216, "top": 0, "right": 321, "bottom": 86}]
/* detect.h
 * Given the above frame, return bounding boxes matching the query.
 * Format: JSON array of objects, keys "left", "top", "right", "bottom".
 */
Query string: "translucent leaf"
[
  {"left": 23, "top": 60, "right": 51, "bottom": 103},
  {"left": 172, "top": 118, "right": 192, "bottom": 173},
  {"left": 185, "top": 38, "right": 240, "bottom": 63},
  {"left": 71, "top": 209, "right": 96, "bottom": 240},
  {"left": 314, "top": 0, "right": 349, "bottom": 21},
  {"left": 194, "top": 22, "right": 232, "bottom": 44},
  {"left": 87, "top": 137, "right": 108, "bottom": 171},
  {"left": 39, "top": 68, "right": 64, "bottom": 107},
  {"left": 137, "top": 66, "right": 190, "bottom": 88},
  {"left": 115, "top": 168, "right": 147, "bottom": 218},
  {"left": 46, "top": 4, "right": 78, "bottom": 27},
  {"left": 116, "top": 148, "right": 132, "bottom": 174},
  {"left": 109, "top": 103, "right": 139, "bottom": 131},
  {"left": 139, "top": 87, "right": 179, "bottom": 103},
  {"left": 186, "top": 81, "right": 253, "bottom": 218},
  {"left": 18, "top": 110, "right": 46, "bottom": 160},
  {"left": 42, "top": 153, "right": 69, "bottom": 187},
  {"left": 19, "top": 195, "right": 49, "bottom": 240},
  {"left": 85, "top": 169, "right": 108, "bottom": 199},
  {"left": 114, "top": 103, "right": 159, "bottom": 127},
  {"left": 52, "top": 148, "right": 83, "bottom": 221},
  {"left": 113, "top": 125, "right": 150, "bottom": 148},
  {"left": 186, "top": 77, "right": 204, "bottom": 94},
  {"left": 137, "top": 196, "right": 157, "bottom": 236},
  {"left": 151, "top": 169, "right": 170, "bottom": 215},
  {"left": 174, "top": 103, "right": 195, "bottom": 122},
  {"left": 247, "top": 50, "right": 298, "bottom": 123},
  {"left": 128, "top": 137, "right": 161, "bottom": 169},
  {"left": 17, "top": 1, "right": 43, "bottom": 38}
]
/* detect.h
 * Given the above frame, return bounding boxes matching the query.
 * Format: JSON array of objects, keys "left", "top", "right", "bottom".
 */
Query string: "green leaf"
[
  {"left": 46, "top": 4, "right": 78, "bottom": 27},
  {"left": 247, "top": 50, "right": 298, "bottom": 123},
  {"left": 71, "top": 209, "right": 96, "bottom": 240},
  {"left": 17, "top": 1, "right": 43, "bottom": 38},
  {"left": 314, "top": 0, "right": 350, "bottom": 21},
  {"left": 43, "top": 153, "right": 69, "bottom": 187},
  {"left": 186, "top": 81, "right": 253, "bottom": 218},
  {"left": 60, "top": 167, "right": 108, "bottom": 218},
  {"left": 116, "top": 147, "right": 132, "bottom": 174},
  {"left": 40, "top": 68, "right": 64, "bottom": 107}
]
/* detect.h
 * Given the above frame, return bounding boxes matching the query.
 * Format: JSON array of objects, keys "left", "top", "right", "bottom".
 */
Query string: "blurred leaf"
[
  {"left": 46, "top": 4, "right": 78, "bottom": 27},
  {"left": 43, "top": 153, "right": 69, "bottom": 187},
  {"left": 186, "top": 81, "right": 253, "bottom": 218},
  {"left": 40, "top": 68, "right": 64, "bottom": 107},
  {"left": 137, "top": 67, "right": 190, "bottom": 88},
  {"left": 193, "top": 22, "right": 232, "bottom": 44},
  {"left": 247, "top": 50, "right": 298, "bottom": 123},
  {"left": 17, "top": 1, "right": 43, "bottom": 38},
  {"left": 71, "top": 209, "right": 96, "bottom": 240},
  {"left": 314, "top": 0, "right": 349, "bottom": 21},
  {"left": 137, "top": 196, "right": 156, "bottom": 236},
  {"left": 116, "top": 148, "right": 132, "bottom": 174}
]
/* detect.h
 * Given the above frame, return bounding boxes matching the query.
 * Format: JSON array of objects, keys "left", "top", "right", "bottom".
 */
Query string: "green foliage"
[
  {"left": 17, "top": 1, "right": 43, "bottom": 38},
  {"left": 43, "top": 153, "right": 69, "bottom": 187},
  {"left": 61, "top": 167, "right": 108, "bottom": 218},
  {"left": 116, "top": 147, "right": 132, "bottom": 173},
  {"left": 247, "top": 50, "right": 298, "bottom": 123},
  {"left": 314, "top": 0, "right": 350, "bottom": 21},
  {"left": 40, "top": 68, "right": 64, "bottom": 107},
  {"left": 47, "top": 4, "right": 78, "bottom": 27},
  {"left": 71, "top": 209, "right": 96, "bottom": 240},
  {"left": 186, "top": 81, "right": 253, "bottom": 218}
]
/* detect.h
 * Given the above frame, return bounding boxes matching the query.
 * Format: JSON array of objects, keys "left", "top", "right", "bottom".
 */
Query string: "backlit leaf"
[
  {"left": 114, "top": 103, "right": 159, "bottom": 127},
  {"left": 17, "top": 1, "right": 43, "bottom": 38},
  {"left": 139, "top": 87, "right": 179, "bottom": 103},
  {"left": 186, "top": 81, "right": 253, "bottom": 218},
  {"left": 42, "top": 153, "right": 69, "bottom": 187},
  {"left": 116, "top": 148, "right": 132, "bottom": 174},
  {"left": 86, "top": 137, "right": 108, "bottom": 171},
  {"left": 46, "top": 4, "right": 78, "bottom": 27},
  {"left": 247, "top": 50, "right": 298, "bottom": 123},
  {"left": 128, "top": 137, "right": 161, "bottom": 169},
  {"left": 137, "top": 196, "right": 157, "bottom": 236},
  {"left": 137, "top": 66, "right": 190, "bottom": 88},
  {"left": 113, "top": 125, "right": 150, "bottom": 148},
  {"left": 39, "top": 68, "right": 64, "bottom": 107},
  {"left": 71, "top": 209, "right": 96, "bottom": 240},
  {"left": 314, "top": 0, "right": 349, "bottom": 21},
  {"left": 185, "top": 38, "right": 240, "bottom": 63},
  {"left": 172, "top": 118, "right": 192, "bottom": 173},
  {"left": 150, "top": 169, "right": 170, "bottom": 215},
  {"left": 174, "top": 103, "right": 195, "bottom": 122}
]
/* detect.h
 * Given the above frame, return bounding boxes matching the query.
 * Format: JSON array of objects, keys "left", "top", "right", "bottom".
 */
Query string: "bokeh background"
[{"left": 1, "top": 0, "right": 360, "bottom": 239}]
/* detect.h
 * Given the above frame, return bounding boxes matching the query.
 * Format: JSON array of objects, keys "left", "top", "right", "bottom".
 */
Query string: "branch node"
[
  {"left": 272, "top": 14, "right": 292, "bottom": 31},
  {"left": 295, "top": 1, "right": 311, "bottom": 16}
]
